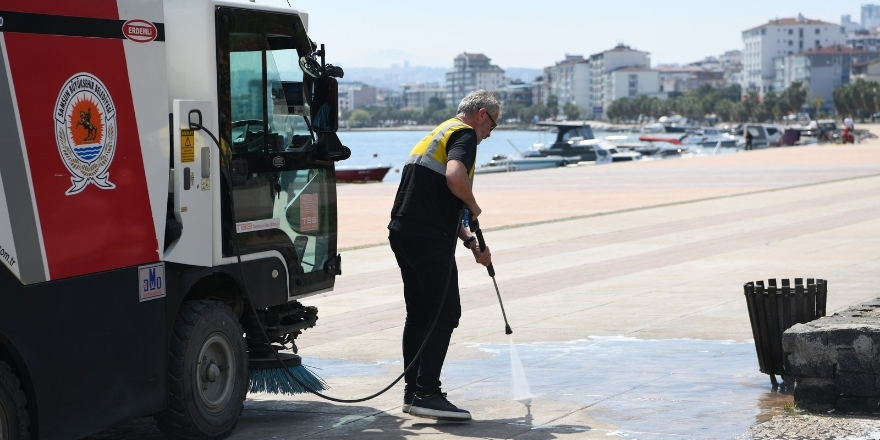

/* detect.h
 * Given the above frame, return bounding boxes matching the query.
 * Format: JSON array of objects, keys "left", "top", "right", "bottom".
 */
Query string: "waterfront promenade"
[
  {"left": 89, "top": 135, "right": 880, "bottom": 438},
  {"left": 237, "top": 138, "right": 880, "bottom": 438}
]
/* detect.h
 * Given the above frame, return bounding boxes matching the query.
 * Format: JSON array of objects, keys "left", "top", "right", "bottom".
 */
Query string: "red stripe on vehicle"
[
  {"left": 0, "top": 0, "right": 119, "bottom": 19},
  {"left": 5, "top": 32, "right": 158, "bottom": 280}
]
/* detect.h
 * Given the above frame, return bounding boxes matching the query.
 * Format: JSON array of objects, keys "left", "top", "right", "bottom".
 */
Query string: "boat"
[
  {"left": 334, "top": 164, "right": 392, "bottom": 182},
  {"left": 639, "top": 135, "right": 683, "bottom": 145},
  {"left": 581, "top": 139, "right": 641, "bottom": 163},
  {"left": 474, "top": 155, "right": 567, "bottom": 174},
  {"left": 526, "top": 121, "right": 599, "bottom": 161}
]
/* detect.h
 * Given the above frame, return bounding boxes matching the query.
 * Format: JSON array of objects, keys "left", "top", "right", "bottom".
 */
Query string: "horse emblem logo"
[{"left": 53, "top": 73, "right": 117, "bottom": 195}]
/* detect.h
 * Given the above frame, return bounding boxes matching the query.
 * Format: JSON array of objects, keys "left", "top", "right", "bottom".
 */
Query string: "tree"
[
  {"left": 781, "top": 81, "right": 808, "bottom": 114},
  {"left": 546, "top": 94, "right": 559, "bottom": 118},
  {"left": 742, "top": 91, "right": 761, "bottom": 121},
  {"left": 347, "top": 108, "right": 372, "bottom": 127},
  {"left": 562, "top": 102, "right": 583, "bottom": 120}
]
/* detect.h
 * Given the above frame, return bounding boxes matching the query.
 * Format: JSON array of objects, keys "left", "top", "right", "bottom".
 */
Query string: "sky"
[{"left": 266, "top": 0, "right": 867, "bottom": 69}]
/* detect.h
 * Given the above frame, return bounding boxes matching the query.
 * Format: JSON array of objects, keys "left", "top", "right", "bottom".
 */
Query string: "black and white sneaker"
[
  {"left": 402, "top": 389, "right": 416, "bottom": 413},
  {"left": 409, "top": 393, "right": 472, "bottom": 421}
]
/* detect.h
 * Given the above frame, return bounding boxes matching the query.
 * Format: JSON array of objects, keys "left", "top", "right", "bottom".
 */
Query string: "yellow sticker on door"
[{"left": 181, "top": 129, "right": 194, "bottom": 163}]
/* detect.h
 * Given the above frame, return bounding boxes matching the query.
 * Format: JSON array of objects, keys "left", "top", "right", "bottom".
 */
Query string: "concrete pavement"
[{"left": 89, "top": 139, "right": 880, "bottom": 439}]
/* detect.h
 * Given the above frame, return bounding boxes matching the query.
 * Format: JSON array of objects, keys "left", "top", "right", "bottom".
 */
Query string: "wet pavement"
[{"left": 87, "top": 137, "right": 880, "bottom": 439}]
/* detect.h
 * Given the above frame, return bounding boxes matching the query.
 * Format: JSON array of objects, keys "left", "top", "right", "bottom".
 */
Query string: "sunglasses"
[{"left": 485, "top": 110, "right": 497, "bottom": 132}]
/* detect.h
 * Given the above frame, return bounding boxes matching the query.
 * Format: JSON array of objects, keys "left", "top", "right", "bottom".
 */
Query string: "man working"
[{"left": 388, "top": 90, "right": 499, "bottom": 421}]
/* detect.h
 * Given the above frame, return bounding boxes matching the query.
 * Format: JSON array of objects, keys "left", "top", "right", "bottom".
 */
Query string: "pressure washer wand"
[{"left": 470, "top": 217, "right": 513, "bottom": 335}]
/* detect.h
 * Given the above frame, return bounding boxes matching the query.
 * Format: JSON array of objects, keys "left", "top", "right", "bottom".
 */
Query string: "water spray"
[{"left": 468, "top": 216, "right": 532, "bottom": 401}]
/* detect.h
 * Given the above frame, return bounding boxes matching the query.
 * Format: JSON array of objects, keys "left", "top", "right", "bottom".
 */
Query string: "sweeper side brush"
[{"left": 248, "top": 353, "right": 328, "bottom": 395}]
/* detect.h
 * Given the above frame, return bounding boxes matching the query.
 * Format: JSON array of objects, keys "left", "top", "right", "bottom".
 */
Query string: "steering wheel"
[{"left": 232, "top": 119, "right": 265, "bottom": 153}]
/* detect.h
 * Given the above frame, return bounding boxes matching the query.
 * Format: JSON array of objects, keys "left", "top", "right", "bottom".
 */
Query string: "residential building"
[
  {"left": 848, "top": 34, "right": 880, "bottom": 51},
  {"left": 589, "top": 44, "right": 652, "bottom": 117},
  {"left": 741, "top": 14, "right": 844, "bottom": 97},
  {"left": 863, "top": 4, "right": 880, "bottom": 32},
  {"left": 841, "top": 14, "right": 862, "bottom": 34},
  {"left": 445, "top": 53, "right": 505, "bottom": 106},
  {"left": 531, "top": 75, "right": 546, "bottom": 107},
  {"left": 336, "top": 83, "right": 378, "bottom": 112},
  {"left": 495, "top": 81, "right": 533, "bottom": 108},
  {"left": 720, "top": 50, "right": 743, "bottom": 67},
  {"left": 852, "top": 57, "right": 880, "bottom": 82},
  {"left": 402, "top": 83, "right": 446, "bottom": 109},
  {"left": 348, "top": 84, "right": 377, "bottom": 109},
  {"left": 543, "top": 55, "right": 591, "bottom": 116},
  {"left": 773, "top": 46, "right": 880, "bottom": 102},
  {"left": 604, "top": 67, "right": 660, "bottom": 112},
  {"left": 657, "top": 66, "right": 703, "bottom": 93},
  {"left": 378, "top": 88, "right": 404, "bottom": 109}
]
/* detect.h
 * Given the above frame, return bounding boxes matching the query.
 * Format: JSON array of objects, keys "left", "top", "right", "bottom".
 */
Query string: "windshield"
[{"left": 227, "top": 35, "right": 311, "bottom": 154}]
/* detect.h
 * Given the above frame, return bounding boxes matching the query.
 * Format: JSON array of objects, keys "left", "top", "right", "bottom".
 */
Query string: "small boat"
[
  {"left": 474, "top": 155, "right": 567, "bottom": 174},
  {"left": 334, "top": 164, "right": 392, "bottom": 182},
  {"left": 639, "top": 135, "right": 683, "bottom": 145},
  {"left": 526, "top": 121, "right": 598, "bottom": 161}
]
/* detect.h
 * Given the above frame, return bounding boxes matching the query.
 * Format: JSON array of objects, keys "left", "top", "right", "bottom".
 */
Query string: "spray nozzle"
[{"left": 505, "top": 324, "right": 513, "bottom": 335}]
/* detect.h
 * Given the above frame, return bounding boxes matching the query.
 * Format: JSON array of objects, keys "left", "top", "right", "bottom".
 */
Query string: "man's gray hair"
[{"left": 456, "top": 89, "right": 502, "bottom": 118}]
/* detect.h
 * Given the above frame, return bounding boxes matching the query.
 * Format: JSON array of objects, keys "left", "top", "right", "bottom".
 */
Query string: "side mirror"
[{"left": 311, "top": 77, "right": 338, "bottom": 133}]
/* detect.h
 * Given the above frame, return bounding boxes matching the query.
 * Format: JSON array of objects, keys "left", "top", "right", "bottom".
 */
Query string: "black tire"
[
  {"left": 0, "top": 361, "right": 30, "bottom": 440},
  {"left": 154, "top": 300, "right": 247, "bottom": 440}
]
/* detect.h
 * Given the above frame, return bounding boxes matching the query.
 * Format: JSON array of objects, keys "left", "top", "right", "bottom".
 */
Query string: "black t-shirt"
[{"left": 388, "top": 129, "right": 477, "bottom": 239}]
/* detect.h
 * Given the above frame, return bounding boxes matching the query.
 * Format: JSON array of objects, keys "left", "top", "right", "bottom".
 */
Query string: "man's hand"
[
  {"left": 467, "top": 203, "right": 482, "bottom": 221},
  {"left": 467, "top": 240, "right": 492, "bottom": 266}
]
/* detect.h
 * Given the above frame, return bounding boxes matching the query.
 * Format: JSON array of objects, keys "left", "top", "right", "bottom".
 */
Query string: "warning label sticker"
[
  {"left": 181, "top": 129, "right": 194, "bottom": 163},
  {"left": 300, "top": 193, "right": 319, "bottom": 232}
]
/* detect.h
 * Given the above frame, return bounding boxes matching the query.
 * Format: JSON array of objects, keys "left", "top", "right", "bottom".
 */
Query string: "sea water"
[
  {"left": 335, "top": 129, "right": 597, "bottom": 182},
  {"left": 508, "top": 335, "right": 533, "bottom": 401}
]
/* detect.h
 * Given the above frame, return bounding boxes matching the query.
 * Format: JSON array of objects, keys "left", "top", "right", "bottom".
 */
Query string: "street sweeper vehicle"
[{"left": 0, "top": 1, "right": 352, "bottom": 438}]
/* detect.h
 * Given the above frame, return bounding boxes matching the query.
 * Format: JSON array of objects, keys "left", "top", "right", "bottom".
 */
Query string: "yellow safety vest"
[{"left": 404, "top": 118, "right": 476, "bottom": 181}]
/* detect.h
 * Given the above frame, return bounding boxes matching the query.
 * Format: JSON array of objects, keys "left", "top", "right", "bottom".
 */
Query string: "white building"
[
  {"left": 589, "top": 44, "right": 654, "bottom": 118},
  {"left": 402, "top": 83, "right": 446, "bottom": 109},
  {"left": 848, "top": 35, "right": 880, "bottom": 51},
  {"left": 604, "top": 67, "right": 660, "bottom": 112},
  {"left": 720, "top": 49, "right": 743, "bottom": 67},
  {"left": 445, "top": 53, "right": 504, "bottom": 106},
  {"left": 544, "top": 55, "right": 591, "bottom": 116},
  {"left": 741, "top": 14, "right": 843, "bottom": 97},
  {"left": 841, "top": 14, "right": 862, "bottom": 35},
  {"left": 852, "top": 57, "right": 880, "bottom": 83},
  {"left": 863, "top": 4, "right": 880, "bottom": 32}
]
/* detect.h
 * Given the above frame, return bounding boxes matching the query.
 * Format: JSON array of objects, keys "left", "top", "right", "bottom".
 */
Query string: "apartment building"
[
  {"left": 741, "top": 14, "right": 844, "bottom": 97},
  {"left": 774, "top": 46, "right": 880, "bottom": 101},
  {"left": 445, "top": 53, "right": 505, "bottom": 106},
  {"left": 543, "top": 55, "right": 591, "bottom": 116},
  {"left": 588, "top": 44, "right": 655, "bottom": 118}
]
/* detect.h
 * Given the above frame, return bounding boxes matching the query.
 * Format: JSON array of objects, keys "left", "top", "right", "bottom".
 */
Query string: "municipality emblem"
[{"left": 54, "top": 73, "right": 117, "bottom": 195}]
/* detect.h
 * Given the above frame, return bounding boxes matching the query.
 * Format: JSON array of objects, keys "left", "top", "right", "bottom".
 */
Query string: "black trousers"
[{"left": 389, "top": 231, "right": 461, "bottom": 395}]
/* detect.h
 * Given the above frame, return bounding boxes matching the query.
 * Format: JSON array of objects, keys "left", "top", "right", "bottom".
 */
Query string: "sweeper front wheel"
[
  {"left": 0, "top": 361, "right": 30, "bottom": 440},
  {"left": 155, "top": 300, "right": 247, "bottom": 440}
]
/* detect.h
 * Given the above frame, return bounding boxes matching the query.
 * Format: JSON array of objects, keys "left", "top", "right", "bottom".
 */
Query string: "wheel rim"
[{"left": 196, "top": 332, "right": 235, "bottom": 414}]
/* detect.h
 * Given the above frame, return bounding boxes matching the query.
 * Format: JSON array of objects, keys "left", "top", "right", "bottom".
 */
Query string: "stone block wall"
[{"left": 783, "top": 298, "right": 880, "bottom": 413}]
